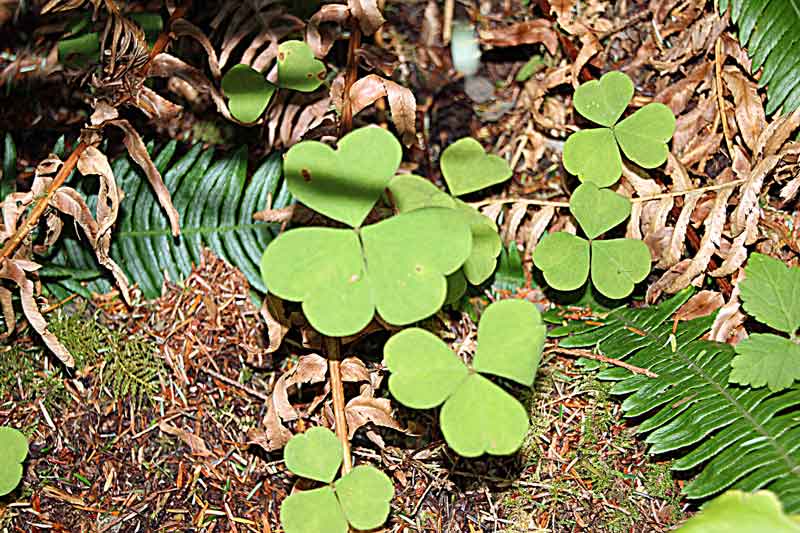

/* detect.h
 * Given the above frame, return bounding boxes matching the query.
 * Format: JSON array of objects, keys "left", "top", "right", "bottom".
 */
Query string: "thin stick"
[
  {"left": 547, "top": 347, "right": 658, "bottom": 378},
  {"left": 714, "top": 37, "right": 735, "bottom": 158},
  {"left": 200, "top": 367, "right": 269, "bottom": 402},
  {"left": 325, "top": 336, "right": 352, "bottom": 474},
  {"left": 340, "top": 19, "right": 362, "bottom": 138},
  {"left": 442, "top": 0, "right": 454, "bottom": 44}
]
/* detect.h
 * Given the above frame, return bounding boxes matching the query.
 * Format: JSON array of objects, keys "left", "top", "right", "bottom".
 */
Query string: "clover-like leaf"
[
  {"left": 569, "top": 182, "right": 632, "bottom": 240},
  {"left": 445, "top": 270, "right": 468, "bottom": 304},
  {"left": 277, "top": 40, "right": 326, "bottom": 92},
  {"left": 590, "top": 238, "right": 651, "bottom": 300},
  {"left": 383, "top": 299, "right": 543, "bottom": 457},
  {"left": 334, "top": 465, "right": 394, "bottom": 530},
  {"left": 221, "top": 64, "right": 276, "bottom": 123},
  {"left": 284, "top": 427, "right": 343, "bottom": 483},
  {"left": 674, "top": 490, "right": 800, "bottom": 533},
  {"left": 440, "top": 137, "right": 512, "bottom": 196},
  {"left": 387, "top": 174, "right": 456, "bottom": 211},
  {"left": 739, "top": 253, "right": 800, "bottom": 335},
  {"left": 0, "top": 427, "right": 28, "bottom": 496},
  {"left": 281, "top": 487, "right": 348, "bottom": 533},
  {"left": 261, "top": 208, "right": 472, "bottom": 336},
  {"left": 472, "top": 299, "right": 545, "bottom": 386},
  {"left": 573, "top": 71, "right": 634, "bottom": 127},
  {"left": 562, "top": 128, "right": 622, "bottom": 188},
  {"left": 532, "top": 231, "right": 590, "bottom": 292},
  {"left": 614, "top": 103, "right": 676, "bottom": 168},
  {"left": 284, "top": 126, "right": 402, "bottom": 227},
  {"left": 730, "top": 334, "right": 800, "bottom": 392}
]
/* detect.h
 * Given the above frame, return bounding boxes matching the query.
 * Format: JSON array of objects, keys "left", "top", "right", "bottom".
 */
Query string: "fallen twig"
[{"left": 546, "top": 347, "right": 658, "bottom": 378}]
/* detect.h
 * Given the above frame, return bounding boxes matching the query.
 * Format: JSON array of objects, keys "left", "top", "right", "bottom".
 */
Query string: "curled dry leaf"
[
  {"left": 172, "top": 18, "right": 221, "bottom": 79},
  {"left": 305, "top": 4, "right": 350, "bottom": 58},
  {"left": 674, "top": 290, "right": 724, "bottom": 321},
  {"left": 159, "top": 421, "right": 213, "bottom": 457},
  {"left": 721, "top": 67, "right": 764, "bottom": 153},
  {"left": 137, "top": 86, "right": 183, "bottom": 121},
  {"left": 259, "top": 294, "right": 290, "bottom": 354},
  {"left": 478, "top": 19, "right": 558, "bottom": 55},
  {"left": 345, "top": 394, "right": 401, "bottom": 440},
  {"left": 348, "top": 0, "right": 385, "bottom": 35},
  {"left": 273, "top": 354, "right": 329, "bottom": 421},
  {"left": 571, "top": 33, "right": 601, "bottom": 87},
  {"left": 150, "top": 53, "right": 235, "bottom": 122},
  {"left": 525, "top": 206, "right": 555, "bottom": 258},
  {"left": 709, "top": 274, "right": 746, "bottom": 344},
  {"left": 0, "top": 286, "right": 14, "bottom": 339}
]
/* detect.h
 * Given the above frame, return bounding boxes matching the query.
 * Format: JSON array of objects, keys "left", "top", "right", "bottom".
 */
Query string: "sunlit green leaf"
[
  {"left": 387, "top": 174, "right": 455, "bottom": 212},
  {"left": 277, "top": 40, "right": 326, "bottom": 92},
  {"left": 674, "top": 490, "right": 800, "bottom": 532},
  {"left": 280, "top": 487, "right": 348, "bottom": 533},
  {"left": 532, "top": 232, "right": 590, "bottom": 291},
  {"left": 284, "top": 427, "right": 343, "bottom": 483},
  {"left": 562, "top": 128, "right": 622, "bottom": 187},
  {"left": 334, "top": 466, "right": 394, "bottom": 530},
  {"left": 730, "top": 333, "right": 800, "bottom": 392},
  {"left": 739, "top": 253, "right": 800, "bottom": 335},
  {"left": 221, "top": 64, "right": 276, "bottom": 123},
  {"left": 440, "top": 137, "right": 511, "bottom": 196},
  {"left": 0, "top": 427, "right": 28, "bottom": 496},
  {"left": 569, "top": 182, "right": 631, "bottom": 240},
  {"left": 590, "top": 238, "right": 651, "bottom": 299},
  {"left": 573, "top": 71, "right": 634, "bottom": 127},
  {"left": 614, "top": 103, "right": 676, "bottom": 168}
]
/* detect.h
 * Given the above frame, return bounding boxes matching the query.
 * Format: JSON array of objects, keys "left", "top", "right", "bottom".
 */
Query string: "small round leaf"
[
  {"left": 383, "top": 328, "right": 470, "bottom": 409},
  {"left": 221, "top": 64, "right": 276, "bottom": 123},
  {"left": 614, "top": 102, "right": 675, "bottom": 168},
  {"left": 472, "top": 299, "right": 545, "bottom": 386},
  {"left": 573, "top": 71, "right": 634, "bottom": 127},
  {"left": 0, "top": 427, "right": 28, "bottom": 496},
  {"left": 569, "top": 182, "right": 632, "bottom": 240},
  {"left": 284, "top": 126, "right": 402, "bottom": 227},
  {"left": 590, "top": 238, "right": 651, "bottom": 299},
  {"left": 334, "top": 465, "right": 394, "bottom": 530},
  {"left": 562, "top": 128, "right": 623, "bottom": 187},
  {"left": 440, "top": 374, "right": 529, "bottom": 457},
  {"left": 284, "top": 427, "right": 343, "bottom": 483},
  {"left": 277, "top": 40, "right": 326, "bottom": 92},
  {"left": 280, "top": 486, "right": 348, "bottom": 533},
  {"left": 532, "top": 232, "right": 590, "bottom": 291},
  {"left": 440, "top": 137, "right": 512, "bottom": 196}
]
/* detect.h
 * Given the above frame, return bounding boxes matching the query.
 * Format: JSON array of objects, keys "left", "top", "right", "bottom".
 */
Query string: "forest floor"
[{"left": 0, "top": 0, "right": 790, "bottom": 531}]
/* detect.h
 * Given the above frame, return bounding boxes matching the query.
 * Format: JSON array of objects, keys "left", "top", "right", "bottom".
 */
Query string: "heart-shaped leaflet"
[
  {"left": 569, "top": 182, "right": 632, "bottom": 240},
  {"left": 0, "top": 427, "right": 28, "bottom": 496},
  {"left": 573, "top": 71, "right": 634, "bottom": 127},
  {"left": 614, "top": 103, "right": 676, "bottom": 169},
  {"left": 221, "top": 64, "right": 276, "bottom": 123},
  {"left": 284, "top": 126, "right": 402, "bottom": 227},
  {"left": 277, "top": 40, "right": 327, "bottom": 92},
  {"left": 440, "top": 137, "right": 512, "bottom": 196},
  {"left": 284, "top": 426, "right": 343, "bottom": 483}
]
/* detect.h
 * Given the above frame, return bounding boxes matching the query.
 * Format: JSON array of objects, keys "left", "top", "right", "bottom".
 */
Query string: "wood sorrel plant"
[{"left": 259, "top": 126, "right": 546, "bottom": 532}]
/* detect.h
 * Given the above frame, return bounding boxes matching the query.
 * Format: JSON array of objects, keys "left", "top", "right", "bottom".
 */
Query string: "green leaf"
[
  {"left": 58, "top": 32, "right": 100, "bottom": 66},
  {"left": 456, "top": 201, "right": 502, "bottom": 284},
  {"left": 590, "top": 238, "right": 651, "bottom": 299},
  {"left": 445, "top": 270, "right": 468, "bottom": 305},
  {"left": 261, "top": 208, "right": 472, "bottom": 336},
  {"left": 472, "top": 299, "right": 545, "bottom": 386},
  {"left": 387, "top": 174, "right": 455, "bottom": 212},
  {"left": 532, "top": 232, "right": 590, "bottom": 291},
  {"left": 730, "top": 334, "right": 800, "bottom": 392},
  {"left": 284, "top": 126, "right": 402, "bottom": 227},
  {"left": 440, "top": 373, "right": 529, "bottom": 457},
  {"left": 573, "top": 71, "right": 634, "bottom": 127},
  {"left": 277, "top": 40, "right": 326, "bottom": 92},
  {"left": 674, "top": 490, "right": 800, "bottom": 533},
  {"left": 614, "top": 103, "right": 676, "bottom": 168},
  {"left": 440, "top": 137, "right": 511, "bottom": 196},
  {"left": 334, "top": 465, "right": 394, "bottom": 530},
  {"left": 280, "top": 487, "right": 348, "bottom": 533},
  {"left": 493, "top": 242, "right": 526, "bottom": 292},
  {"left": 284, "top": 427, "right": 343, "bottom": 483},
  {"left": 569, "top": 182, "right": 631, "bottom": 240},
  {"left": 2, "top": 133, "right": 16, "bottom": 199},
  {"left": 739, "top": 253, "right": 800, "bottom": 335},
  {"left": 562, "top": 128, "right": 622, "bottom": 187},
  {"left": 0, "top": 427, "right": 28, "bottom": 496},
  {"left": 384, "top": 328, "right": 471, "bottom": 408},
  {"left": 221, "top": 64, "right": 276, "bottom": 123},
  {"left": 516, "top": 55, "right": 545, "bottom": 82}
]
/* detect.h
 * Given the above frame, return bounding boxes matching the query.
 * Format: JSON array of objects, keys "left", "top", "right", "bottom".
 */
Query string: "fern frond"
[
  {"left": 719, "top": 0, "right": 800, "bottom": 114},
  {"left": 558, "top": 289, "right": 800, "bottom": 511},
  {"left": 51, "top": 143, "right": 289, "bottom": 297}
]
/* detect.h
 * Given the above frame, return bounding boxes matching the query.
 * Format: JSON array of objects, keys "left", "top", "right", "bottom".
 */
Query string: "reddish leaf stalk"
[{"left": 325, "top": 336, "right": 353, "bottom": 474}]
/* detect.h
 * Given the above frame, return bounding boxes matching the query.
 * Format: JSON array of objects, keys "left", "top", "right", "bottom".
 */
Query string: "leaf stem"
[
  {"left": 340, "top": 18, "right": 362, "bottom": 137},
  {"left": 325, "top": 336, "right": 352, "bottom": 474}
]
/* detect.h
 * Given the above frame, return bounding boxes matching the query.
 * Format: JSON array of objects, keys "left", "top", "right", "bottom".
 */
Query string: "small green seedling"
[
  {"left": 533, "top": 182, "right": 651, "bottom": 299},
  {"left": 277, "top": 40, "right": 326, "bottom": 92},
  {"left": 383, "top": 299, "right": 545, "bottom": 457},
  {"left": 674, "top": 490, "right": 800, "bottom": 532},
  {"left": 563, "top": 71, "right": 676, "bottom": 187},
  {"left": 440, "top": 137, "right": 512, "bottom": 196},
  {"left": 729, "top": 253, "right": 800, "bottom": 392},
  {"left": 0, "top": 427, "right": 28, "bottom": 496},
  {"left": 221, "top": 64, "right": 277, "bottom": 123},
  {"left": 280, "top": 427, "right": 394, "bottom": 533}
]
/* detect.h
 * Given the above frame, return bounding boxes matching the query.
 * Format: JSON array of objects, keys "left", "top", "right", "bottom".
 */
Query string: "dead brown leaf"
[
  {"left": 721, "top": 67, "right": 764, "bottom": 153},
  {"left": 479, "top": 20, "right": 558, "bottom": 55},
  {"left": 333, "top": 74, "right": 416, "bottom": 145},
  {"left": 159, "top": 421, "right": 213, "bottom": 457},
  {"left": 348, "top": 0, "right": 385, "bottom": 35},
  {"left": 675, "top": 290, "right": 724, "bottom": 321}
]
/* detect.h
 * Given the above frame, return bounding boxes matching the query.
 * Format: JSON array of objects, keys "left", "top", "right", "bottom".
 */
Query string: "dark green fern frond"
[
  {"left": 51, "top": 143, "right": 289, "bottom": 298},
  {"left": 719, "top": 0, "right": 800, "bottom": 114},
  {"left": 557, "top": 289, "right": 800, "bottom": 511}
]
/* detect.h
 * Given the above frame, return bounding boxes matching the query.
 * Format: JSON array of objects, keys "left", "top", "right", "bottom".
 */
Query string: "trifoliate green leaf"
[
  {"left": 562, "top": 128, "right": 623, "bottom": 187},
  {"left": 569, "top": 182, "right": 632, "bottom": 240},
  {"left": 573, "top": 71, "right": 634, "bottom": 127},
  {"left": 440, "top": 137, "right": 512, "bottom": 196},
  {"left": 674, "top": 490, "right": 800, "bottom": 533},
  {"left": 614, "top": 103, "right": 676, "bottom": 169},
  {"left": 261, "top": 208, "right": 472, "bottom": 336},
  {"left": 284, "top": 427, "right": 343, "bottom": 483},
  {"left": 532, "top": 232, "right": 590, "bottom": 291},
  {"left": 440, "top": 373, "right": 529, "bottom": 457},
  {"left": 445, "top": 270, "right": 468, "bottom": 305},
  {"left": 387, "top": 174, "right": 455, "bottom": 211},
  {"left": 384, "top": 328, "right": 469, "bottom": 409},
  {"left": 221, "top": 64, "right": 276, "bottom": 123},
  {"left": 334, "top": 465, "right": 394, "bottom": 530},
  {"left": 284, "top": 126, "right": 402, "bottom": 228},
  {"left": 590, "top": 238, "right": 651, "bottom": 299},
  {"left": 277, "top": 40, "right": 326, "bottom": 92},
  {"left": 472, "top": 299, "right": 545, "bottom": 386},
  {"left": 730, "top": 334, "right": 800, "bottom": 392},
  {"left": 280, "top": 487, "right": 348, "bottom": 533},
  {"left": 739, "top": 253, "right": 800, "bottom": 335},
  {"left": 0, "top": 427, "right": 28, "bottom": 496}
]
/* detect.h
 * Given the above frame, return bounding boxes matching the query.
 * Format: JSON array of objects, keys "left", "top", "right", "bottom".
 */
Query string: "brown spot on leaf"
[{"left": 301, "top": 168, "right": 311, "bottom": 182}]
